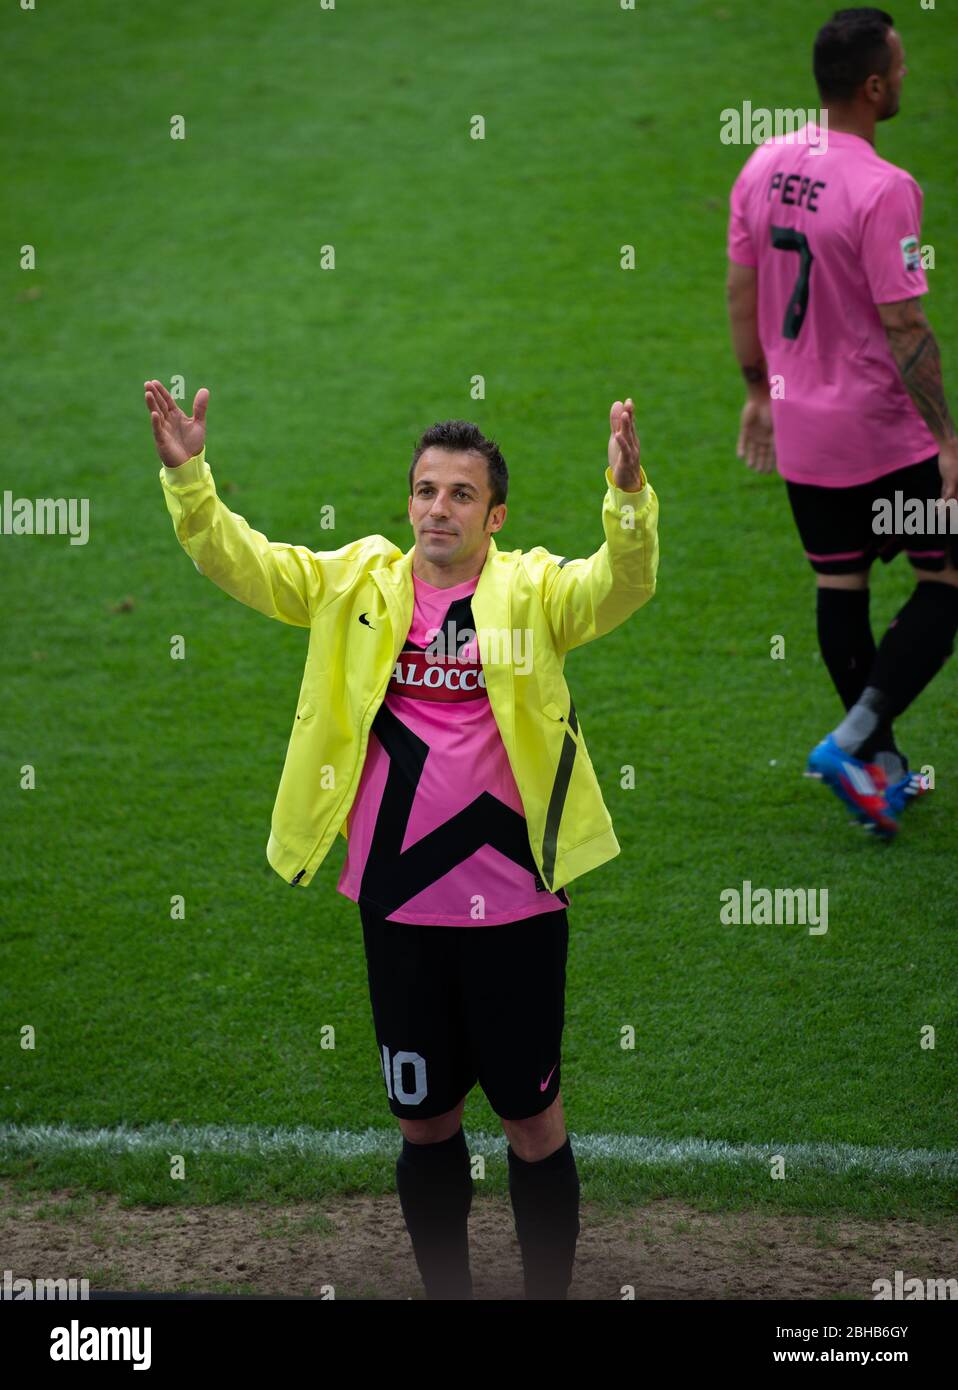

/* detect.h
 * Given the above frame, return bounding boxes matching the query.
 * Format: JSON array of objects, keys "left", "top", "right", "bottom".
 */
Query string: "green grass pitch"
[{"left": 1, "top": 0, "right": 956, "bottom": 1221}]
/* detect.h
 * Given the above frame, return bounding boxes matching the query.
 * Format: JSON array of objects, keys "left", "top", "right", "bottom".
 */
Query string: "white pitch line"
[{"left": 0, "top": 1124, "right": 955, "bottom": 1177}]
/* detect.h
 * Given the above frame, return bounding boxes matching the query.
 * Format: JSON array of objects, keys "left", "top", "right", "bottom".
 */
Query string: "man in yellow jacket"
[{"left": 146, "top": 379, "right": 659, "bottom": 1300}]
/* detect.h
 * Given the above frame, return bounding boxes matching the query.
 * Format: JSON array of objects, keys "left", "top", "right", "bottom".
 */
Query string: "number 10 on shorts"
[{"left": 381, "top": 1044, "right": 429, "bottom": 1105}]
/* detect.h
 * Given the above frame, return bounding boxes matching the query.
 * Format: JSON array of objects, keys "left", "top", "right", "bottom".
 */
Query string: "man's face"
[
  {"left": 876, "top": 28, "right": 905, "bottom": 120},
  {"left": 408, "top": 448, "right": 505, "bottom": 567}
]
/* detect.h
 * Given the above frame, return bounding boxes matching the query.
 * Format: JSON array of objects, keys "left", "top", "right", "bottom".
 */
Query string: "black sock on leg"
[
  {"left": 867, "top": 580, "right": 958, "bottom": 712},
  {"left": 396, "top": 1126, "right": 473, "bottom": 1300},
  {"left": 815, "top": 586, "right": 876, "bottom": 709},
  {"left": 507, "top": 1137, "right": 580, "bottom": 1300},
  {"left": 833, "top": 581, "right": 958, "bottom": 756},
  {"left": 815, "top": 587, "right": 903, "bottom": 768}
]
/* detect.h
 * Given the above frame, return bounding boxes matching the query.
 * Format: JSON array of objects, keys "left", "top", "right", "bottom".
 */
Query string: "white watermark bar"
[
  {"left": 1, "top": 1268, "right": 90, "bottom": 1300},
  {"left": 872, "top": 492, "right": 958, "bottom": 535},
  {"left": 719, "top": 104, "right": 828, "bottom": 153},
  {"left": 873, "top": 1270, "right": 958, "bottom": 1300},
  {"left": 0, "top": 490, "right": 90, "bottom": 545},
  {"left": 719, "top": 881, "right": 829, "bottom": 935},
  {"left": 424, "top": 621, "right": 534, "bottom": 674}
]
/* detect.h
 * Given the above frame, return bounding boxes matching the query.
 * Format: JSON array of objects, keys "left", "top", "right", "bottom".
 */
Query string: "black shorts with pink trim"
[
  {"left": 785, "top": 454, "right": 958, "bottom": 575},
  {"left": 358, "top": 902, "right": 568, "bottom": 1123}
]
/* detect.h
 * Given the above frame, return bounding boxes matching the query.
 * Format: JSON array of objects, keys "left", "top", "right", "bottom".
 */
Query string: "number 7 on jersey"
[{"left": 771, "top": 226, "right": 814, "bottom": 340}]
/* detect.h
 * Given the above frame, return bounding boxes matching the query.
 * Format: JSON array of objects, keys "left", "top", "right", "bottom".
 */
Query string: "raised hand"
[
  {"left": 144, "top": 380, "right": 209, "bottom": 468},
  {"left": 608, "top": 398, "right": 642, "bottom": 490}
]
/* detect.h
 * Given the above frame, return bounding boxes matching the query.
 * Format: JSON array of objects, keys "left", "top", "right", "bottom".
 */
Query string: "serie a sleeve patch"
[{"left": 900, "top": 234, "right": 921, "bottom": 272}]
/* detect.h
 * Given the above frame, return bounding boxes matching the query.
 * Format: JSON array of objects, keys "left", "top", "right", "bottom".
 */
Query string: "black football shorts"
[
  {"left": 786, "top": 454, "right": 958, "bottom": 575},
  {"left": 359, "top": 902, "right": 569, "bottom": 1123}
]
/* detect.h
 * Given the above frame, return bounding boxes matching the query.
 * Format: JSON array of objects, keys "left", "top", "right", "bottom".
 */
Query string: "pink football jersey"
[
  {"left": 337, "top": 571, "right": 570, "bottom": 926},
  {"left": 728, "top": 123, "right": 936, "bottom": 486}
]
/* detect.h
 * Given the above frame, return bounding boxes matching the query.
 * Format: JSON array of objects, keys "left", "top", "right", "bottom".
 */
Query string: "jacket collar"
[
  {"left": 372, "top": 533, "right": 504, "bottom": 663},
  {"left": 383, "top": 533, "right": 500, "bottom": 589},
  {"left": 370, "top": 531, "right": 512, "bottom": 751}
]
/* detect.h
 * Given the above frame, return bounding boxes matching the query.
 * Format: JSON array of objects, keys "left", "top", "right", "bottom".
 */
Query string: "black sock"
[
  {"left": 834, "top": 581, "right": 958, "bottom": 755},
  {"left": 816, "top": 587, "right": 900, "bottom": 762},
  {"left": 816, "top": 587, "right": 875, "bottom": 707},
  {"left": 396, "top": 1126, "right": 473, "bottom": 1300},
  {"left": 870, "top": 580, "right": 958, "bottom": 712},
  {"left": 507, "top": 1137, "right": 580, "bottom": 1300}
]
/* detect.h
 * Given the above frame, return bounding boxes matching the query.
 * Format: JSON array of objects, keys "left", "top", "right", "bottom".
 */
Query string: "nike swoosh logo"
[
  {"left": 358, "top": 612, "right": 374, "bottom": 628},
  {"left": 539, "top": 1062, "right": 558, "bottom": 1092}
]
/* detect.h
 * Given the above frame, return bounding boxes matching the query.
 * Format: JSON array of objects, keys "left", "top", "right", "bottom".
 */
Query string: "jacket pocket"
[
  {"left": 296, "top": 700, "right": 315, "bottom": 723},
  {"left": 542, "top": 701, "right": 581, "bottom": 743}
]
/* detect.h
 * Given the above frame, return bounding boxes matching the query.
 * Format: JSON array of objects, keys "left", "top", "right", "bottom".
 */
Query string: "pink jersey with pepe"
[
  {"left": 337, "top": 571, "right": 570, "bottom": 926},
  {"left": 728, "top": 122, "right": 936, "bottom": 487}
]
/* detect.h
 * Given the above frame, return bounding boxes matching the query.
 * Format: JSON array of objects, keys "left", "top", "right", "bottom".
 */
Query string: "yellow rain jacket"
[{"left": 159, "top": 449, "right": 659, "bottom": 892}]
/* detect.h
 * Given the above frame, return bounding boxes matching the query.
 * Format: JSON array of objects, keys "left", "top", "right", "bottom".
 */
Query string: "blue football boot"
[{"left": 806, "top": 733, "right": 899, "bottom": 838}]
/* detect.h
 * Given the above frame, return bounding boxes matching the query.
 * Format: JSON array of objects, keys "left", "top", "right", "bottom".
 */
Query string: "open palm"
[
  {"left": 736, "top": 397, "right": 776, "bottom": 473},
  {"left": 144, "top": 380, "right": 208, "bottom": 468}
]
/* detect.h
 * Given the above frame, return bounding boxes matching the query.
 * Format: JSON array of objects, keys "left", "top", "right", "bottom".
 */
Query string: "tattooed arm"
[{"left": 878, "top": 298, "right": 958, "bottom": 503}]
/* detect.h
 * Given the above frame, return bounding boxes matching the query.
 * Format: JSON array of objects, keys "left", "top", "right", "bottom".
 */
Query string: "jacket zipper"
[{"left": 288, "top": 665, "right": 398, "bottom": 886}]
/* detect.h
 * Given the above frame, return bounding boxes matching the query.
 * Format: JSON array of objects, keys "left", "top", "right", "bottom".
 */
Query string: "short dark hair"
[
  {"left": 813, "top": 8, "right": 895, "bottom": 101},
  {"left": 409, "top": 419, "right": 508, "bottom": 515}
]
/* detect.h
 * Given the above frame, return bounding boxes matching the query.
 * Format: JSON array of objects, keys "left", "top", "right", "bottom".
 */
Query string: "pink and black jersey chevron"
[{"left": 336, "top": 571, "right": 570, "bottom": 925}]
